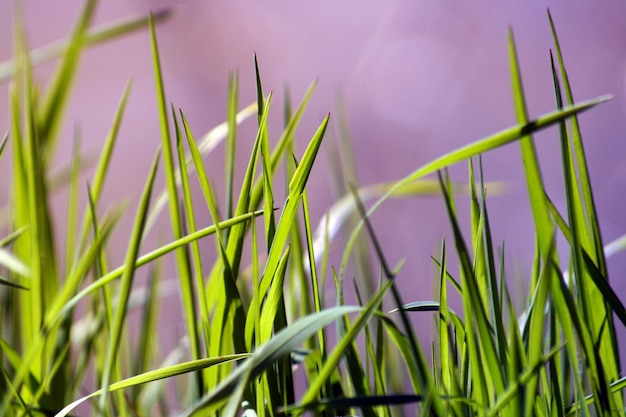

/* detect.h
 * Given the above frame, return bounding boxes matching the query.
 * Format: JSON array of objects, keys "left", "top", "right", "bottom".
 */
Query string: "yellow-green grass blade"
[
  {"left": 63, "top": 136, "right": 81, "bottom": 277},
  {"left": 300, "top": 188, "right": 326, "bottom": 354},
  {"left": 249, "top": 80, "right": 319, "bottom": 209},
  {"left": 0, "top": 206, "right": 121, "bottom": 414},
  {"left": 38, "top": 0, "right": 97, "bottom": 161},
  {"left": 261, "top": 102, "right": 276, "bottom": 250},
  {"left": 226, "top": 69, "right": 239, "bottom": 220},
  {"left": 175, "top": 113, "right": 210, "bottom": 353},
  {"left": 181, "top": 307, "right": 362, "bottom": 416},
  {"left": 181, "top": 107, "right": 247, "bottom": 391},
  {"left": 144, "top": 102, "right": 257, "bottom": 234},
  {"left": 76, "top": 82, "right": 132, "bottom": 255},
  {"left": 254, "top": 53, "right": 265, "bottom": 123},
  {"left": 98, "top": 148, "right": 160, "bottom": 413},
  {"left": 259, "top": 248, "right": 292, "bottom": 412},
  {"left": 13, "top": 15, "right": 65, "bottom": 400},
  {"left": 0, "top": 9, "right": 172, "bottom": 82},
  {"left": 54, "top": 354, "right": 249, "bottom": 417},
  {"left": 508, "top": 28, "right": 554, "bottom": 272},
  {"left": 258, "top": 114, "right": 329, "bottom": 301},
  {"left": 202, "top": 95, "right": 270, "bottom": 319},
  {"left": 149, "top": 16, "right": 203, "bottom": 401}
]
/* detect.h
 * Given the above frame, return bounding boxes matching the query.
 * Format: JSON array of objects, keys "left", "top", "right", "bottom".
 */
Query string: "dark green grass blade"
[
  {"left": 98, "top": 149, "right": 160, "bottom": 413},
  {"left": 282, "top": 394, "right": 426, "bottom": 414}
]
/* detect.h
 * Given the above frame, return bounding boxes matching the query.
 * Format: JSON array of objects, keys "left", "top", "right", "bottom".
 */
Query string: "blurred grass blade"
[
  {"left": 0, "top": 9, "right": 172, "bottom": 82},
  {"left": 38, "top": 0, "right": 97, "bottom": 158}
]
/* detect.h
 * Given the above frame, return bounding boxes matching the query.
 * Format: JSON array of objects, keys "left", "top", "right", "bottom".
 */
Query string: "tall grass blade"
[{"left": 98, "top": 149, "right": 160, "bottom": 413}]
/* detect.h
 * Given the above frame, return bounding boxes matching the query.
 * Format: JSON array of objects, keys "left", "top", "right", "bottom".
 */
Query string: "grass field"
[{"left": 1, "top": 2, "right": 625, "bottom": 416}]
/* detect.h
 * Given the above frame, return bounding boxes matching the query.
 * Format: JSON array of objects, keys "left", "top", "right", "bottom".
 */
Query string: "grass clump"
[{"left": 1, "top": 2, "right": 625, "bottom": 416}]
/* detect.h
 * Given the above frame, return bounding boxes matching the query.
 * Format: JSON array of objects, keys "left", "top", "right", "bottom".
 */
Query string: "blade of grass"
[
  {"left": 149, "top": 14, "right": 203, "bottom": 400},
  {"left": 98, "top": 148, "right": 160, "bottom": 413}
]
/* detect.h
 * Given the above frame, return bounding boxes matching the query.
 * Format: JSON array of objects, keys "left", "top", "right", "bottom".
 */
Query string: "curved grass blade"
[{"left": 54, "top": 354, "right": 249, "bottom": 417}]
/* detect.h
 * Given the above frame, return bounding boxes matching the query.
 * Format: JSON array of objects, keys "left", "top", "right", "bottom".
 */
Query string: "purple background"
[{"left": 1, "top": 0, "right": 626, "bottom": 392}]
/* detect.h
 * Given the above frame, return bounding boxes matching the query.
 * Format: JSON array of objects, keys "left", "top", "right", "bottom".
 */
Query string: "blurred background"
[{"left": 1, "top": 0, "right": 626, "bottom": 381}]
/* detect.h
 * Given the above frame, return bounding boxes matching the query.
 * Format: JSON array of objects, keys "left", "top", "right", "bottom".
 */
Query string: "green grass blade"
[
  {"left": 76, "top": 82, "right": 132, "bottom": 255},
  {"left": 149, "top": 16, "right": 203, "bottom": 400},
  {"left": 225, "top": 69, "right": 239, "bottom": 220},
  {"left": 98, "top": 148, "right": 160, "bottom": 413},
  {"left": 54, "top": 354, "right": 249, "bottom": 417}
]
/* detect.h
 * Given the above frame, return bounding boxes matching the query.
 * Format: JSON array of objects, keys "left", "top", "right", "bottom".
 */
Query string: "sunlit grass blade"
[
  {"left": 76, "top": 82, "right": 132, "bottom": 256},
  {"left": 180, "top": 106, "right": 248, "bottom": 389},
  {"left": 258, "top": 114, "right": 329, "bottom": 299},
  {"left": 225, "top": 69, "right": 240, "bottom": 220},
  {"left": 98, "top": 148, "right": 160, "bottom": 413},
  {"left": 144, "top": 102, "right": 257, "bottom": 234},
  {"left": 149, "top": 15, "right": 203, "bottom": 401},
  {"left": 54, "top": 354, "right": 249, "bottom": 417}
]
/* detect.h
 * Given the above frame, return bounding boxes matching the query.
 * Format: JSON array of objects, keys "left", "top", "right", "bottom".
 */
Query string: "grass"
[{"left": 1, "top": 2, "right": 625, "bottom": 416}]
